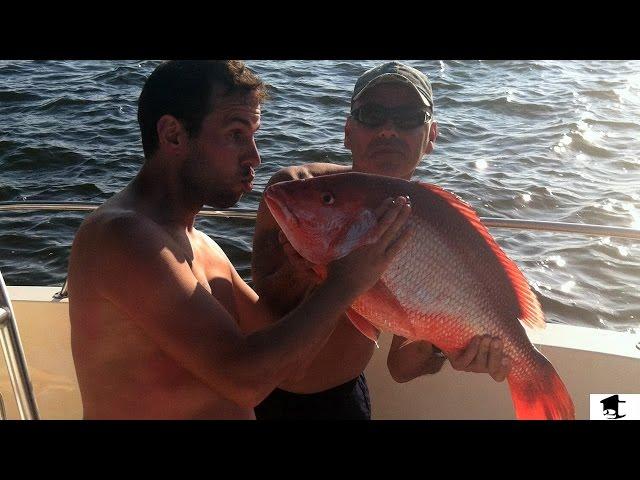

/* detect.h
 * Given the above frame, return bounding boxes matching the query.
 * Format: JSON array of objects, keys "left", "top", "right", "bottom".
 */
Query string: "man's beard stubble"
[{"left": 181, "top": 163, "right": 242, "bottom": 210}]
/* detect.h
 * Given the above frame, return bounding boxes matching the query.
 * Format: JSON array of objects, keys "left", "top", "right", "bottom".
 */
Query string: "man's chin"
[
  {"left": 366, "top": 151, "right": 405, "bottom": 164},
  {"left": 361, "top": 159, "right": 411, "bottom": 178},
  {"left": 204, "top": 193, "right": 243, "bottom": 210}
]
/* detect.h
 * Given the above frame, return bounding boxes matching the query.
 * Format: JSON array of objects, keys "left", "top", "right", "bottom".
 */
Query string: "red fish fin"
[
  {"left": 346, "top": 307, "right": 381, "bottom": 346},
  {"left": 507, "top": 349, "right": 575, "bottom": 420},
  {"left": 416, "top": 182, "right": 545, "bottom": 330},
  {"left": 352, "top": 280, "right": 416, "bottom": 339}
]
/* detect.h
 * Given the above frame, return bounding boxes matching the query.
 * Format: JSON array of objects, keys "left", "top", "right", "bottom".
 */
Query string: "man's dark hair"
[{"left": 137, "top": 60, "right": 268, "bottom": 159}]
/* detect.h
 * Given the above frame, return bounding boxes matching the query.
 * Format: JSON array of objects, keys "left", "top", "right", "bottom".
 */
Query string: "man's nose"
[
  {"left": 376, "top": 119, "right": 400, "bottom": 138},
  {"left": 249, "top": 138, "right": 261, "bottom": 167}
]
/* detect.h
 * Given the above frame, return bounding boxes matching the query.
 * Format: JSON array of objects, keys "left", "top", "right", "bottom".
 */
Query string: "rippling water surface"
[{"left": 1, "top": 60, "right": 639, "bottom": 332}]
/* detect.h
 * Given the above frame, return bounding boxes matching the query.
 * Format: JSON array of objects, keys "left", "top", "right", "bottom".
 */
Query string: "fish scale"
[{"left": 379, "top": 215, "right": 517, "bottom": 350}]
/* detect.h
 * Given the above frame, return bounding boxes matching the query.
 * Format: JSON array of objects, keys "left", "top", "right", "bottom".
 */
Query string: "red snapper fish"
[{"left": 264, "top": 172, "right": 575, "bottom": 420}]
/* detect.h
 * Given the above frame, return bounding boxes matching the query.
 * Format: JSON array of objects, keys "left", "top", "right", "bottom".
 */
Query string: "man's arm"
[
  {"left": 250, "top": 163, "right": 351, "bottom": 322},
  {"left": 386, "top": 336, "right": 446, "bottom": 383},
  {"left": 249, "top": 170, "right": 317, "bottom": 322},
  {"left": 98, "top": 199, "right": 410, "bottom": 408},
  {"left": 386, "top": 335, "right": 511, "bottom": 383}
]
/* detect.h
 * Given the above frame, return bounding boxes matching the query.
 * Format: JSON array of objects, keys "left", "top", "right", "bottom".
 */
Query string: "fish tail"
[{"left": 507, "top": 350, "right": 575, "bottom": 420}]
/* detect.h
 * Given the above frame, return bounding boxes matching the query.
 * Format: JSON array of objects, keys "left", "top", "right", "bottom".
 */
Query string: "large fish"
[{"left": 264, "top": 172, "right": 575, "bottom": 420}]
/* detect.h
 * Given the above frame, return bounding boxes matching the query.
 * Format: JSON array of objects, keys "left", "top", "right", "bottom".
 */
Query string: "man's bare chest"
[{"left": 187, "top": 236, "right": 239, "bottom": 321}]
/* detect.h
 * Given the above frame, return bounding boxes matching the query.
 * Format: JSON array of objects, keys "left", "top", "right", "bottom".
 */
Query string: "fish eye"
[{"left": 321, "top": 192, "right": 334, "bottom": 205}]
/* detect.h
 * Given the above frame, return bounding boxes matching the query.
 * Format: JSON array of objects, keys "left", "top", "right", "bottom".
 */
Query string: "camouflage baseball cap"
[{"left": 351, "top": 61, "right": 433, "bottom": 111}]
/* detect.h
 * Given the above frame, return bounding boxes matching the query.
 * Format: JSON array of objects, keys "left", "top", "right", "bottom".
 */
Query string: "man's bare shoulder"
[
  {"left": 193, "top": 228, "right": 230, "bottom": 262},
  {"left": 70, "top": 205, "right": 192, "bottom": 291},
  {"left": 267, "top": 163, "right": 351, "bottom": 186},
  {"left": 69, "top": 204, "right": 208, "bottom": 322},
  {"left": 76, "top": 206, "right": 169, "bottom": 255}
]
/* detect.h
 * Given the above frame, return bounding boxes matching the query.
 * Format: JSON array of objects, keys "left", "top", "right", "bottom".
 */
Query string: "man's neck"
[
  {"left": 352, "top": 164, "right": 414, "bottom": 181},
  {"left": 128, "top": 159, "right": 201, "bottom": 230}
]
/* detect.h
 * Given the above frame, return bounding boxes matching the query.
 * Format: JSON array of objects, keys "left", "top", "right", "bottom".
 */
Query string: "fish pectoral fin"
[
  {"left": 348, "top": 279, "right": 414, "bottom": 343},
  {"left": 346, "top": 308, "right": 381, "bottom": 347},
  {"left": 365, "top": 280, "right": 414, "bottom": 338}
]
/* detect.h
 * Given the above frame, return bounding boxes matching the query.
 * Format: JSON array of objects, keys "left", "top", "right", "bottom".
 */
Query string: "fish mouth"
[{"left": 264, "top": 184, "right": 299, "bottom": 227}]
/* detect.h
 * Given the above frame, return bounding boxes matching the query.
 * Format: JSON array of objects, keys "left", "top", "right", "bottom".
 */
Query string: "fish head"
[{"left": 265, "top": 173, "right": 394, "bottom": 265}]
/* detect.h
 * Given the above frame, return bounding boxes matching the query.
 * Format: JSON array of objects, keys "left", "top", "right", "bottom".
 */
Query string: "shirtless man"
[
  {"left": 67, "top": 60, "right": 411, "bottom": 419},
  {"left": 252, "top": 62, "right": 512, "bottom": 419}
]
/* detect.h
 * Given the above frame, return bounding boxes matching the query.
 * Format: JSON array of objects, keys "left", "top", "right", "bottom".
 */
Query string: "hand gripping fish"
[{"left": 264, "top": 172, "right": 575, "bottom": 420}]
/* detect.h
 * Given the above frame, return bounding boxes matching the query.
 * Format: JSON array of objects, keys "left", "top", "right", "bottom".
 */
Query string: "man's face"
[
  {"left": 344, "top": 83, "right": 436, "bottom": 180},
  {"left": 182, "top": 91, "right": 262, "bottom": 209}
]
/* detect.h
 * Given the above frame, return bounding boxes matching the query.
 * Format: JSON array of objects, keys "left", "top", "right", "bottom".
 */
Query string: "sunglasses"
[{"left": 351, "top": 103, "right": 432, "bottom": 130}]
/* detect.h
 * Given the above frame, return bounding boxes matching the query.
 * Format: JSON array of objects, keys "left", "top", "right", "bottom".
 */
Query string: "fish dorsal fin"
[{"left": 416, "top": 182, "right": 545, "bottom": 330}]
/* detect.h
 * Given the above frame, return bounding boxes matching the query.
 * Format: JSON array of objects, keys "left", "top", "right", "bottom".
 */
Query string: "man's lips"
[
  {"left": 241, "top": 174, "right": 255, "bottom": 192},
  {"left": 240, "top": 166, "right": 255, "bottom": 182},
  {"left": 371, "top": 146, "right": 403, "bottom": 155}
]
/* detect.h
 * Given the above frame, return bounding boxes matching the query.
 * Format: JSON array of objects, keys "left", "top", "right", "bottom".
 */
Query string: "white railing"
[
  {"left": 2, "top": 201, "right": 639, "bottom": 239},
  {"left": 0, "top": 270, "right": 40, "bottom": 420}
]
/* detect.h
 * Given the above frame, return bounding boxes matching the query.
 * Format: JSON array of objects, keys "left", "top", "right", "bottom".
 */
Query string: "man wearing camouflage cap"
[{"left": 250, "top": 61, "right": 512, "bottom": 419}]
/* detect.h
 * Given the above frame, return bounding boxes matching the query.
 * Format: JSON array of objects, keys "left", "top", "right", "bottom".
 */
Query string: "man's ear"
[
  {"left": 344, "top": 116, "right": 352, "bottom": 150},
  {"left": 157, "top": 114, "right": 187, "bottom": 153},
  {"left": 423, "top": 121, "right": 438, "bottom": 155}
]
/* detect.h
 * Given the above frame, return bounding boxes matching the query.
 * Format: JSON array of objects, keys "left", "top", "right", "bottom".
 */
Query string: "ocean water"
[{"left": 1, "top": 60, "right": 639, "bottom": 332}]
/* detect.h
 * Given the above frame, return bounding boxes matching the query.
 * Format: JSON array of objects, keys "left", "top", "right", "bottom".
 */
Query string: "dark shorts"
[{"left": 254, "top": 373, "right": 371, "bottom": 420}]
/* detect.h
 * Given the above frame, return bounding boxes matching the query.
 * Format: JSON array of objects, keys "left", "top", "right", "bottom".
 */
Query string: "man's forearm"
[{"left": 242, "top": 280, "right": 357, "bottom": 403}]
